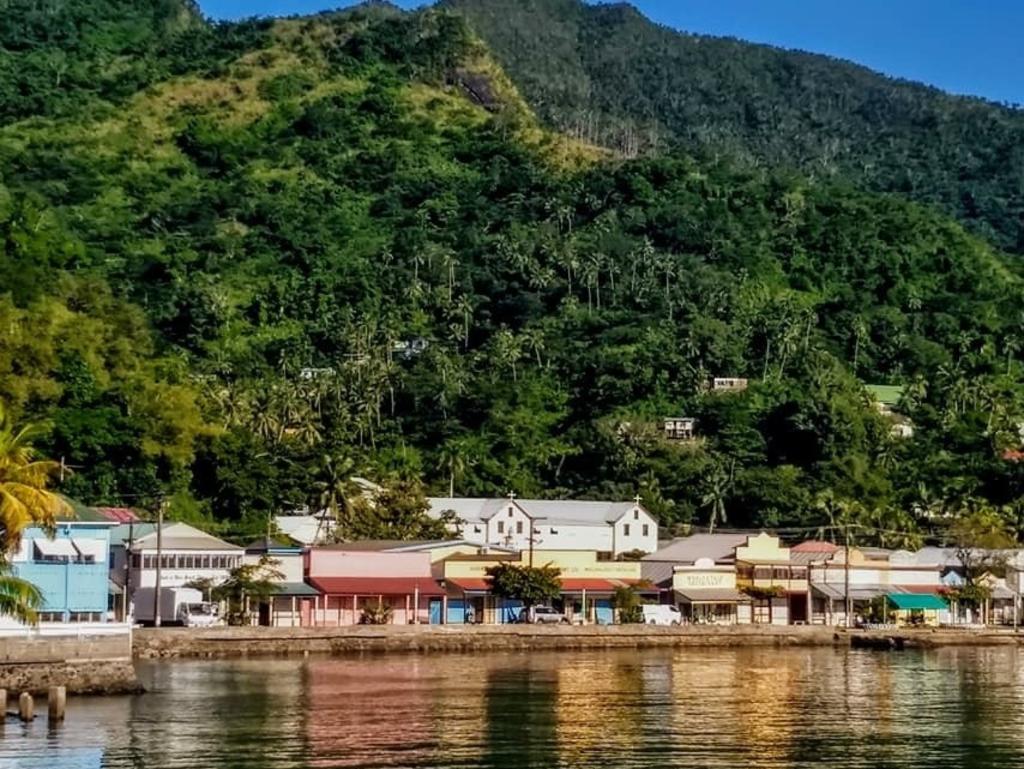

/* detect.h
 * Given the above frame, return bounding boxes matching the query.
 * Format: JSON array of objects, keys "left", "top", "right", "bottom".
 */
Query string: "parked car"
[
  {"left": 641, "top": 604, "right": 682, "bottom": 626},
  {"left": 524, "top": 606, "right": 569, "bottom": 624}
]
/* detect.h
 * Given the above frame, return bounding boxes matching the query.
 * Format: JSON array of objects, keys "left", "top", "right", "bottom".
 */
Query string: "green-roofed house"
[
  {"left": 866, "top": 384, "right": 915, "bottom": 439},
  {"left": 886, "top": 592, "right": 947, "bottom": 627},
  {"left": 244, "top": 537, "right": 320, "bottom": 627}
]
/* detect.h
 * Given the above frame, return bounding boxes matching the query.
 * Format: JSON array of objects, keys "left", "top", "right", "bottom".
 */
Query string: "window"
[
  {"left": 516, "top": 521, "right": 524, "bottom": 534},
  {"left": 753, "top": 567, "right": 772, "bottom": 580},
  {"left": 550, "top": 527, "right": 558, "bottom": 535},
  {"left": 201, "top": 555, "right": 210, "bottom": 568},
  {"left": 497, "top": 522, "right": 505, "bottom": 534},
  {"left": 508, "top": 509, "right": 514, "bottom": 517},
  {"left": 132, "top": 554, "right": 141, "bottom": 569},
  {"left": 473, "top": 525, "right": 482, "bottom": 534},
  {"left": 38, "top": 612, "right": 65, "bottom": 623},
  {"left": 634, "top": 510, "right": 639, "bottom": 520},
  {"left": 642, "top": 524, "right": 649, "bottom": 537},
  {"left": 624, "top": 524, "right": 631, "bottom": 536}
]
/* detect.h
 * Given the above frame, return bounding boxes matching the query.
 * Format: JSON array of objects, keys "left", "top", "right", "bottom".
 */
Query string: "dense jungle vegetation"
[
  {"left": 444, "top": 0, "right": 1024, "bottom": 256},
  {"left": 3, "top": 0, "right": 1024, "bottom": 544}
]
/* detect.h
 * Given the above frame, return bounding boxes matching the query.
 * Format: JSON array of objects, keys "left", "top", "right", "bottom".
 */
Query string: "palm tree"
[
  {"left": 438, "top": 438, "right": 475, "bottom": 497},
  {"left": 0, "top": 562, "right": 43, "bottom": 625},
  {"left": 312, "top": 454, "right": 359, "bottom": 542},
  {"left": 701, "top": 460, "right": 734, "bottom": 534},
  {"left": 0, "top": 403, "right": 68, "bottom": 555}
]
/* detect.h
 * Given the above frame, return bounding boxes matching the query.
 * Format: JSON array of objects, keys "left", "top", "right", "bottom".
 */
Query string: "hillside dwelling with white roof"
[{"left": 426, "top": 497, "right": 658, "bottom": 557}]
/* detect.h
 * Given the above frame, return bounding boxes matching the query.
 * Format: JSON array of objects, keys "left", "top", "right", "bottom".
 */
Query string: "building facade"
[
  {"left": 426, "top": 497, "right": 658, "bottom": 556},
  {"left": 7, "top": 512, "right": 115, "bottom": 624}
]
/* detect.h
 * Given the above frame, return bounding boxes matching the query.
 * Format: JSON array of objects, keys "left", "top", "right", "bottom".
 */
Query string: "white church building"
[{"left": 426, "top": 496, "right": 658, "bottom": 557}]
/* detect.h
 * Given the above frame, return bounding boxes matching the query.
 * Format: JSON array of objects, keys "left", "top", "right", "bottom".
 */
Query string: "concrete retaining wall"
[
  {"left": 0, "top": 626, "right": 141, "bottom": 695},
  {"left": 134, "top": 624, "right": 842, "bottom": 658}
]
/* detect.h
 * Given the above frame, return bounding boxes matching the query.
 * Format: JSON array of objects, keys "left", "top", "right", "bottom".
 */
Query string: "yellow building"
[
  {"left": 672, "top": 558, "right": 751, "bottom": 624},
  {"left": 734, "top": 533, "right": 809, "bottom": 624},
  {"left": 442, "top": 550, "right": 644, "bottom": 624}
]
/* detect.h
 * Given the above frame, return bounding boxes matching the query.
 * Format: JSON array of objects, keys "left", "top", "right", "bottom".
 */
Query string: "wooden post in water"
[
  {"left": 18, "top": 692, "right": 34, "bottom": 722},
  {"left": 0, "top": 689, "right": 7, "bottom": 717},
  {"left": 48, "top": 686, "right": 66, "bottom": 722}
]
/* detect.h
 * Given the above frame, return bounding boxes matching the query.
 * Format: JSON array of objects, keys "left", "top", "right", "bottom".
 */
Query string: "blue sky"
[{"left": 198, "top": 0, "right": 1024, "bottom": 105}]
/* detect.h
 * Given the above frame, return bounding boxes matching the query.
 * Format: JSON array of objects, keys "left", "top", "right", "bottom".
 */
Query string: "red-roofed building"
[
  {"left": 95, "top": 507, "right": 142, "bottom": 523},
  {"left": 305, "top": 549, "right": 444, "bottom": 625}
]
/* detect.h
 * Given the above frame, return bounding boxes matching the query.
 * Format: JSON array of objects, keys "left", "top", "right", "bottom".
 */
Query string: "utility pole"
[
  {"left": 123, "top": 519, "right": 135, "bottom": 621},
  {"left": 844, "top": 524, "right": 852, "bottom": 629},
  {"left": 153, "top": 497, "right": 166, "bottom": 628}
]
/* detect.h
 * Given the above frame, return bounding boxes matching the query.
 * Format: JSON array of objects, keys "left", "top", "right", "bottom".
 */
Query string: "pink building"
[{"left": 306, "top": 550, "right": 445, "bottom": 625}]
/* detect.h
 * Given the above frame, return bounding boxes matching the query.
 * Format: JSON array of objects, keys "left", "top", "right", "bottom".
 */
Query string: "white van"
[{"left": 641, "top": 604, "right": 682, "bottom": 626}]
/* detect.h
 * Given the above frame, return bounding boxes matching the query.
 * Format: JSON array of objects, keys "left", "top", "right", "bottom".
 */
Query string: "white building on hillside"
[{"left": 426, "top": 497, "right": 658, "bottom": 557}]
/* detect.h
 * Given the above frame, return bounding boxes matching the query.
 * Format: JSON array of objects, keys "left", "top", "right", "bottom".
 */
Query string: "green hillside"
[
  {"left": 443, "top": 0, "right": 1024, "bottom": 255},
  {"left": 2, "top": 1, "right": 1024, "bottom": 541}
]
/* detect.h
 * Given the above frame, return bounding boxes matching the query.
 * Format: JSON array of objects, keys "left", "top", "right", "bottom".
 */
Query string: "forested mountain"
[
  {"left": 443, "top": 0, "right": 1024, "bottom": 255},
  {"left": 3, "top": 0, "right": 1024, "bottom": 543}
]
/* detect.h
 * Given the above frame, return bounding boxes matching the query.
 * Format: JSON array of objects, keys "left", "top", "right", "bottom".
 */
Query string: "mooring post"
[
  {"left": 18, "top": 692, "right": 34, "bottom": 722},
  {"left": 48, "top": 686, "right": 66, "bottom": 722}
]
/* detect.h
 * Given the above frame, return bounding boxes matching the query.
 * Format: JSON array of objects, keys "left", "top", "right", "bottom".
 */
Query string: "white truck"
[
  {"left": 132, "top": 587, "right": 221, "bottom": 627},
  {"left": 641, "top": 604, "right": 682, "bottom": 626}
]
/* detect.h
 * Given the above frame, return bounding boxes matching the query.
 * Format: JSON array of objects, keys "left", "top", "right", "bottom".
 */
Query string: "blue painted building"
[{"left": 9, "top": 505, "right": 115, "bottom": 623}]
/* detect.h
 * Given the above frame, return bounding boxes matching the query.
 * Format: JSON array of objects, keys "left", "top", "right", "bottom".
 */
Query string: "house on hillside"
[
  {"left": 866, "top": 384, "right": 914, "bottom": 438},
  {"left": 711, "top": 377, "right": 748, "bottom": 393},
  {"left": 663, "top": 417, "right": 696, "bottom": 441},
  {"left": 6, "top": 502, "right": 116, "bottom": 625},
  {"left": 426, "top": 497, "right": 658, "bottom": 557}
]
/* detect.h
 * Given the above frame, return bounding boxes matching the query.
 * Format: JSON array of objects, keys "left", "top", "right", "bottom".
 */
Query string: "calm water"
[{"left": 3, "top": 647, "right": 1024, "bottom": 768}]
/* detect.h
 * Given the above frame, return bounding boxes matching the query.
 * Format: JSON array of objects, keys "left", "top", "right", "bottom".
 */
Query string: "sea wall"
[
  {"left": 0, "top": 627, "right": 142, "bottom": 695},
  {"left": 134, "top": 624, "right": 842, "bottom": 658}
]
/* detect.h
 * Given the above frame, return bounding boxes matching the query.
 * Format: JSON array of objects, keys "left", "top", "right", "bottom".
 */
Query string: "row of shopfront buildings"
[{"left": 5, "top": 497, "right": 1021, "bottom": 628}]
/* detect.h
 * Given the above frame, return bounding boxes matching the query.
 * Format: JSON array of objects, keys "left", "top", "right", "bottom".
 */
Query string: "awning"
[
  {"left": 273, "top": 581, "right": 321, "bottom": 597},
  {"left": 991, "top": 586, "right": 1015, "bottom": 601},
  {"left": 72, "top": 538, "right": 108, "bottom": 562},
  {"left": 812, "top": 583, "right": 892, "bottom": 601},
  {"left": 560, "top": 579, "right": 633, "bottom": 593},
  {"left": 887, "top": 593, "right": 947, "bottom": 611},
  {"left": 34, "top": 538, "right": 78, "bottom": 559},
  {"left": 108, "top": 579, "right": 124, "bottom": 596},
  {"left": 309, "top": 577, "right": 446, "bottom": 596},
  {"left": 447, "top": 578, "right": 491, "bottom": 593},
  {"left": 675, "top": 588, "right": 750, "bottom": 603}
]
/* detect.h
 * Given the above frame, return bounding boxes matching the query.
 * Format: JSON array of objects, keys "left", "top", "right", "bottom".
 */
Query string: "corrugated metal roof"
[
  {"left": 641, "top": 561, "right": 675, "bottom": 587},
  {"left": 426, "top": 497, "right": 640, "bottom": 525},
  {"left": 111, "top": 522, "right": 241, "bottom": 551},
  {"left": 309, "top": 577, "right": 445, "bottom": 596},
  {"left": 642, "top": 533, "right": 749, "bottom": 565}
]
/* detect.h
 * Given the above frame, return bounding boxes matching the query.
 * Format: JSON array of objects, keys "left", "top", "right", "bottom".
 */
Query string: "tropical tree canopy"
[
  {"left": 0, "top": 402, "right": 69, "bottom": 555},
  {"left": 485, "top": 562, "right": 562, "bottom": 609}
]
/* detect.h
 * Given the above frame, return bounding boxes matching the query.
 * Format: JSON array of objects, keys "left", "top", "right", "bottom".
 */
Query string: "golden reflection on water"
[{"left": 8, "top": 647, "right": 1024, "bottom": 769}]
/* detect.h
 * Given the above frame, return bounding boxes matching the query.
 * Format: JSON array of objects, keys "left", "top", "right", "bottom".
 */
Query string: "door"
[
  {"left": 258, "top": 601, "right": 272, "bottom": 626},
  {"left": 788, "top": 593, "right": 808, "bottom": 624},
  {"left": 428, "top": 598, "right": 443, "bottom": 625}
]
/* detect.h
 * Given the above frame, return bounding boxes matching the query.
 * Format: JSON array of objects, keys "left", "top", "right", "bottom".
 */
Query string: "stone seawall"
[
  {"left": 0, "top": 628, "right": 142, "bottom": 695},
  {"left": 134, "top": 624, "right": 842, "bottom": 658}
]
